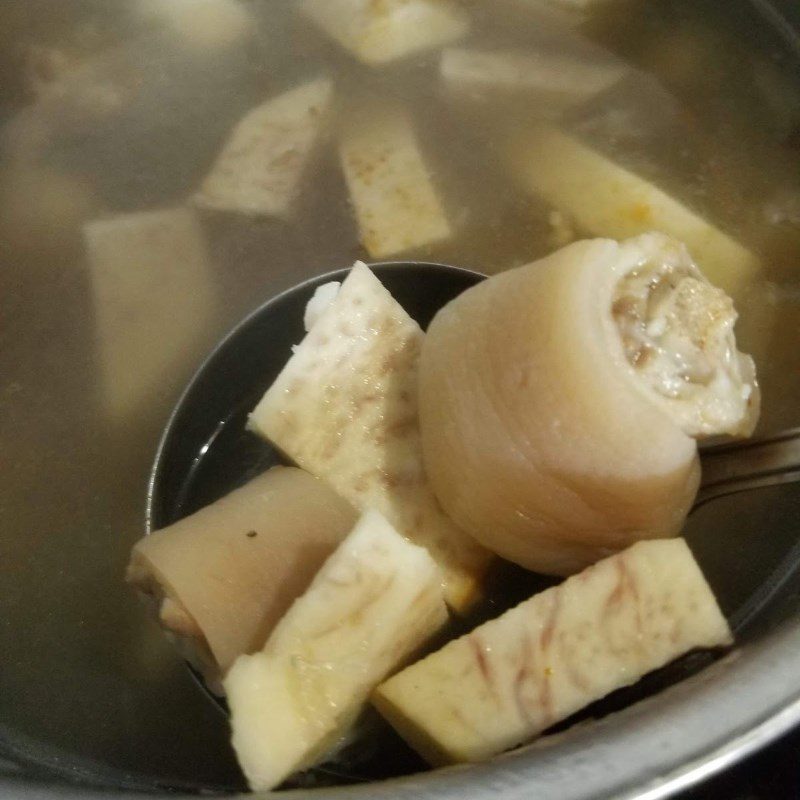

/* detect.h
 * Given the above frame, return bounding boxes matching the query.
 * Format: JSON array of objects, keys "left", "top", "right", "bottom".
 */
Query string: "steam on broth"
[{"left": 1, "top": 0, "right": 799, "bottom": 791}]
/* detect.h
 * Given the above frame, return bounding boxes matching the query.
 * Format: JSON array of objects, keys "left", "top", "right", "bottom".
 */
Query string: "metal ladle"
[
  {"left": 146, "top": 261, "right": 800, "bottom": 788},
  {"left": 698, "top": 427, "right": 800, "bottom": 508}
]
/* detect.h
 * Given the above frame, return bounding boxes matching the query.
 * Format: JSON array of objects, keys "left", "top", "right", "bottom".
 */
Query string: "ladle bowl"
[{"left": 145, "top": 260, "right": 800, "bottom": 793}]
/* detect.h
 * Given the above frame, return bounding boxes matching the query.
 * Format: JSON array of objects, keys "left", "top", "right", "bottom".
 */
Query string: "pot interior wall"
[{"left": 1, "top": 0, "right": 799, "bottom": 794}]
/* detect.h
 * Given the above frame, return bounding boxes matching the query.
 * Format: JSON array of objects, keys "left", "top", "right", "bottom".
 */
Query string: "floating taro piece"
[{"left": 193, "top": 77, "right": 334, "bottom": 219}]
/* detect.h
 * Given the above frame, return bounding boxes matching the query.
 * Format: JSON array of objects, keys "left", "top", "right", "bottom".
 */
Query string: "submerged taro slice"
[
  {"left": 440, "top": 47, "right": 627, "bottom": 113},
  {"left": 339, "top": 107, "right": 452, "bottom": 258},
  {"left": 225, "top": 509, "right": 448, "bottom": 790},
  {"left": 301, "top": 0, "right": 469, "bottom": 66},
  {"left": 134, "top": 0, "right": 253, "bottom": 52},
  {"left": 507, "top": 122, "right": 759, "bottom": 294},
  {"left": 84, "top": 206, "right": 215, "bottom": 423},
  {"left": 248, "top": 262, "right": 491, "bottom": 610},
  {"left": 193, "top": 77, "right": 333, "bottom": 219},
  {"left": 373, "top": 538, "right": 732, "bottom": 765}
]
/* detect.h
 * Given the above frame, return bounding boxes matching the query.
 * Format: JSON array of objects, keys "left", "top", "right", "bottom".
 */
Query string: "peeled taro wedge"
[
  {"left": 373, "top": 538, "right": 732, "bottom": 765},
  {"left": 225, "top": 509, "right": 447, "bottom": 790},
  {"left": 248, "top": 262, "right": 491, "bottom": 611}
]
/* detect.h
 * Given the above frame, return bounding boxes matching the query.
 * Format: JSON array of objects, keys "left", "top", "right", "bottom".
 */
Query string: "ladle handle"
[{"left": 696, "top": 427, "right": 800, "bottom": 509}]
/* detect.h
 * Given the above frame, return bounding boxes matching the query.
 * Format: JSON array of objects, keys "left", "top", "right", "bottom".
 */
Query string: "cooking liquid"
[{"left": 1, "top": 0, "right": 799, "bottom": 790}]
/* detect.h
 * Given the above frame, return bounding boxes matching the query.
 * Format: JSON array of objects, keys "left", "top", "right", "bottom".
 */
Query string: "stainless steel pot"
[{"left": 1, "top": 0, "right": 799, "bottom": 797}]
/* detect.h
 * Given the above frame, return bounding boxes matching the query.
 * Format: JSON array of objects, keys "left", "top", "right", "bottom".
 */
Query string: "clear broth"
[{"left": 0, "top": 0, "right": 799, "bottom": 791}]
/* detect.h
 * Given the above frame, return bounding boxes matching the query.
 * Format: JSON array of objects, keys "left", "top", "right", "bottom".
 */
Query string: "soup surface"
[{"left": 0, "top": 0, "right": 799, "bottom": 791}]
